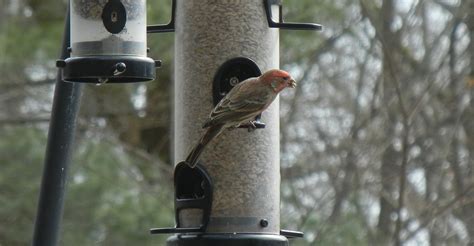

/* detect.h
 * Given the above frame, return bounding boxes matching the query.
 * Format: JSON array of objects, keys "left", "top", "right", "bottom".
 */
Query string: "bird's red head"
[{"left": 260, "top": 69, "right": 297, "bottom": 93}]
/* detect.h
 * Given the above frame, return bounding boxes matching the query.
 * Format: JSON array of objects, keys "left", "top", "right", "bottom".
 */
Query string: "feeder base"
[
  {"left": 57, "top": 56, "right": 160, "bottom": 83},
  {"left": 167, "top": 234, "right": 289, "bottom": 246}
]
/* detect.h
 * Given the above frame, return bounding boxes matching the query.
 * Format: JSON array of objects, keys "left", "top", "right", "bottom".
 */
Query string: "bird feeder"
[
  {"left": 57, "top": 0, "right": 159, "bottom": 83},
  {"left": 150, "top": 1, "right": 320, "bottom": 245}
]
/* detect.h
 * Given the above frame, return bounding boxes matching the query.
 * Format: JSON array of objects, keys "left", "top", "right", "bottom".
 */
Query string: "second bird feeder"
[{"left": 57, "top": 0, "right": 160, "bottom": 83}]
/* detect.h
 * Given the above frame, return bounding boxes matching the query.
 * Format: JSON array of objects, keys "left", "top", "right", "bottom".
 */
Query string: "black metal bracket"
[
  {"left": 147, "top": 0, "right": 321, "bottom": 33},
  {"left": 264, "top": 0, "right": 322, "bottom": 31},
  {"left": 147, "top": 0, "right": 176, "bottom": 33},
  {"left": 150, "top": 162, "right": 213, "bottom": 235},
  {"left": 213, "top": 57, "right": 266, "bottom": 130}
]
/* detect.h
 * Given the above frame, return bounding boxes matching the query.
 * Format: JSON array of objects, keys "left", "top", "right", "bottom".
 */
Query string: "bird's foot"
[{"left": 248, "top": 121, "right": 257, "bottom": 132}]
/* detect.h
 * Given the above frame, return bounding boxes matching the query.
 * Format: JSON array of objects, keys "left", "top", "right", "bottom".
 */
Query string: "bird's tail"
[{"left": 185, "top": 125, "right": 224, "bottom": 168}]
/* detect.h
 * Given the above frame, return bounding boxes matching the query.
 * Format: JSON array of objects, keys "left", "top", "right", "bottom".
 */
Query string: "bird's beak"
[{"left": 289, "top": 78, "right": 297, "bottom": 88}]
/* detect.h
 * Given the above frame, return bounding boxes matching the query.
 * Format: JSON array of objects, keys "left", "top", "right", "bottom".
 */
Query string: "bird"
[{"left": 185, "top": 69, "right": 297, "bottom": 168}]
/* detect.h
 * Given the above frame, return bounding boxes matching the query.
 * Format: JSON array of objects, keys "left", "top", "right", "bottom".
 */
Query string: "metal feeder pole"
[
  {"left": 171, "top": 1, "right": 285, "bottom": 245},
  {"left": 32, "top": 6, "right": 83, "bottom": 246}
]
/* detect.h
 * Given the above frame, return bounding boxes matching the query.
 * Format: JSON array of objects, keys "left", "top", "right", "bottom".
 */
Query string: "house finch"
[{"left": 185, "top": 69, "right": 297, "bottom": 168}]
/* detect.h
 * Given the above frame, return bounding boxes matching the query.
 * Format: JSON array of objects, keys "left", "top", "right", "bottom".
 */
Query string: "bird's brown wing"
[
  {"left": 203, "top": 79, "right": 273, "bottom": 128},
  {"left": 209, "top": 102, "right": 264, "bottom": 126}
]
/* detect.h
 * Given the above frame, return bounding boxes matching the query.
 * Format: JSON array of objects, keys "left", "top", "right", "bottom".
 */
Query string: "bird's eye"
[{"left": 283, "top": 76, "right": 289, "bottom": 80}]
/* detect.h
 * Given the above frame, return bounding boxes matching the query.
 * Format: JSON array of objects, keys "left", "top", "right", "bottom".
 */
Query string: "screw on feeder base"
[
  {"left": 113, "top": 62, "right": 127, "bottom": 76},
  {"left": 260, "top": 219, "right": 269, "bottom": 228}
]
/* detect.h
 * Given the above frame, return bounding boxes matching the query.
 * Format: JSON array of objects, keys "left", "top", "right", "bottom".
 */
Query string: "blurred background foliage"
[{"left": 0, "top": 0, "right": 473, "bottom": 245}]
